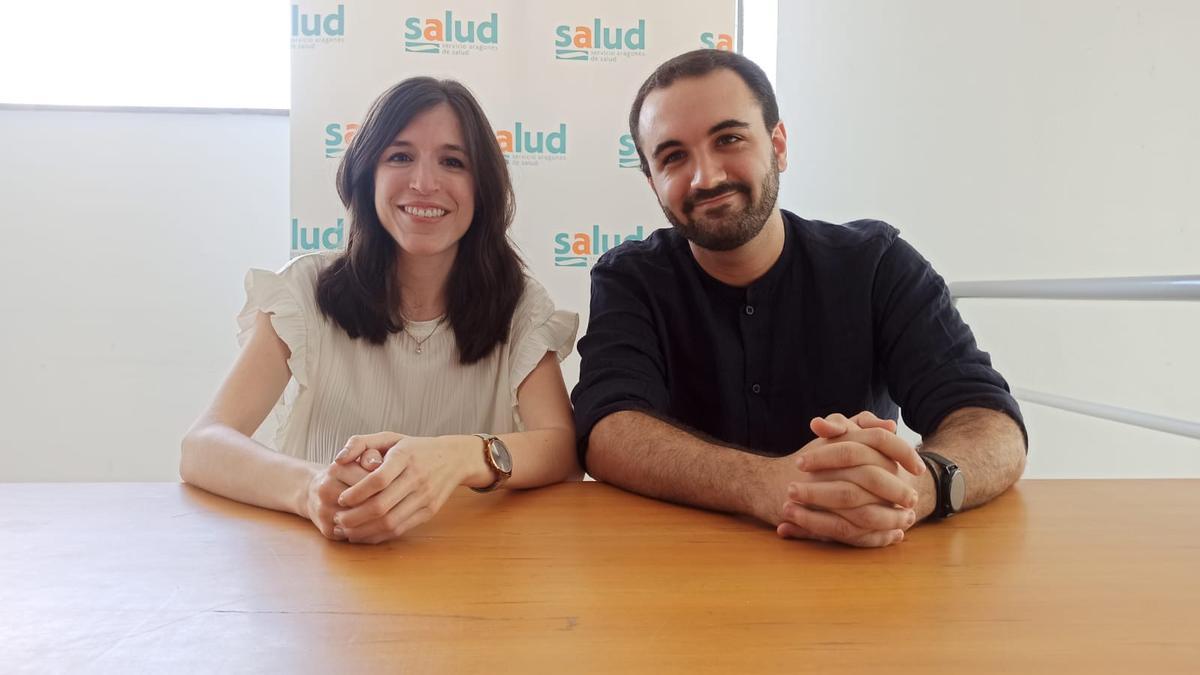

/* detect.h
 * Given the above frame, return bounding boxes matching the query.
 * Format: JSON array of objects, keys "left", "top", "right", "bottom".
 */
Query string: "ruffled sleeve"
[
  {"left": 235, "top": 254, "right": 326, "bottom": 388},
  {"left": 508, "top": 277, "right": 580, "bottom": 425}
]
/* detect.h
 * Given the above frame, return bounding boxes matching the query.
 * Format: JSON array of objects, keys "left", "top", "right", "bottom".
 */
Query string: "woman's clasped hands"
[{"left": 305, "top": 432, "right": 487, "bottom": 544}]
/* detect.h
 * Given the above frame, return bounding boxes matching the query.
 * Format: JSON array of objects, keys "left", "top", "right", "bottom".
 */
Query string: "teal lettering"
[
  {"left": 404, "top": 16, "right": 422, "bottom": 40},
  {"left": 324, "top": 123, "right": 342, "bottom": 148},
  {"left": 300, "top": 225, "right": 320, "bottom": 251},
  {"left": 322, "top": 218, "right": 344, "bottom": 249},
  {"left": 619, "top": 134, "right": 636, "bottom": 157},
  {"left": 524, "top": 128, "right": 544, "bottom": 153},
  {"left": 595, "top": 19, "right": 619, "bottom": 49},
  {"left": 297, "top": 11, "right": 320, "bottom": 37},
  {"left": 448, "top": 11, "right": 474, "bottom": 42},
  {"left": 554, "top": 232, "right": 571, "bottom": 254},
  {"left": 626, "top": 20, "right": 645, "bottom": 49},
  {"left": 292, "top": 4, "right": 343, "bottom": 37},
  {"left": 546, "top": 124, "right": 567, "bottom": 154},
  {"left": 554, "top": 24, "right": 572, "bottom": 47},
  {"left": 601, "top": 233, "right": 615, "bottom": 253},
  {"left": 324, "top": 5, "right": 344, "bottom": 36},
  {"left": 478, "top": 13, "right": 498, "bottom": 44}
]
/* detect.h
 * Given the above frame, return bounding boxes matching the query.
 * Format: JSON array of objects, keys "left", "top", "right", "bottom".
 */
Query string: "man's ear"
[{"left": 771, "top": 120, "right": 788, "bottom": 172}]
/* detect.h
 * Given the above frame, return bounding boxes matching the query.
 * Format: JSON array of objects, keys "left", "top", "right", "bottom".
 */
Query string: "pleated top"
[{"left": 237, "top": 251, "right": 579, "bottom": 463}]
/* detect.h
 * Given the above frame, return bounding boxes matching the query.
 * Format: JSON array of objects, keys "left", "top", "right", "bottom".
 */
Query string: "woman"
[{"left": 181, "top": 77, "right": 581, "bottom": 544}]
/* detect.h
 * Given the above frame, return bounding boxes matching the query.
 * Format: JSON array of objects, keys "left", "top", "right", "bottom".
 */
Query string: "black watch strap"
[{"left": 920, "top": 450, "right": 961, "bottom": 519}]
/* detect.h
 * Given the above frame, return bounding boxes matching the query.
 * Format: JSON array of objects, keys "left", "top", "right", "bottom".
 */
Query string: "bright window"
[
  {"left": 0, "top": 1, "right": 289, "bottom": 109},
  {"left": 742, "top": 0, "right": 777, "bottom": 90}
]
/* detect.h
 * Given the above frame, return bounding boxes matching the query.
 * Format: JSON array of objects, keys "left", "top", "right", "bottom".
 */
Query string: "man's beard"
[{"left": 659, "top": 155, "right": 780, "bottom": 252}]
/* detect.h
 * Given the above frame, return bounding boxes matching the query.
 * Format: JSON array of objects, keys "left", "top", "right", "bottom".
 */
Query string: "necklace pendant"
[{"left": 416, "top": 345, "right": 423, "bottom": 354}]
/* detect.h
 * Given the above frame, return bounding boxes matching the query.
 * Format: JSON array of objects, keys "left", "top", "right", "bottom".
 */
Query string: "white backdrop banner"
[{"left": 290, "top": 0, "right": 738, "bottom": 384}]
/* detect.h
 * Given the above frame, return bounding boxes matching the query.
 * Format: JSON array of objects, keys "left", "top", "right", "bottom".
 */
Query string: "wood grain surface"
[{"left": 2, "top": 480, "right": 1197, "bottom": 673}]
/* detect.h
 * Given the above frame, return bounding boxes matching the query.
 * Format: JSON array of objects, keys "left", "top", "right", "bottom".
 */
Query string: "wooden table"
[{"left": 2, "top": 480, "right": 1198, "bottom": 673}]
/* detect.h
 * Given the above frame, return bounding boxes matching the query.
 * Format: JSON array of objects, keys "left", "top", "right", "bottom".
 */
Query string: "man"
[{"left": 571, "top": 49, "right": 1027, "bottom": 548}]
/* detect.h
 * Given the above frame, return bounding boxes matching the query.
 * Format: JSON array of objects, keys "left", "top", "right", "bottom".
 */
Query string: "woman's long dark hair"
[{"left": 315, "top": 77, "right": 524, "bottom": 365}]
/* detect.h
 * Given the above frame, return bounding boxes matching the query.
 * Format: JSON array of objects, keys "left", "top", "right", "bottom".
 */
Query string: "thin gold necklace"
[{"left": 400, "top": 314, "right": 446, "bottom": 354}]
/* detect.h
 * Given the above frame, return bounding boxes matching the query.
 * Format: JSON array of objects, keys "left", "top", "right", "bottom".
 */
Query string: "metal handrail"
[
  {"left": 950, "top": 275, "right": 1200, "bottom": 440},
  {"left": 950, "top": 275, "right": 1200, "bottom": 301},
  {"left": 1012, "top": 388, "right": 1200, "bottom": 441}
]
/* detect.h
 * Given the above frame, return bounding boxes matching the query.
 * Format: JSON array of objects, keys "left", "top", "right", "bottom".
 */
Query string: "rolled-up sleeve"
[
  {"left": 570, "top": 255, "right": 672, "bottom": 469},
  {"left": 872, "top": 236, "right": 1028, "bottom": 446}
]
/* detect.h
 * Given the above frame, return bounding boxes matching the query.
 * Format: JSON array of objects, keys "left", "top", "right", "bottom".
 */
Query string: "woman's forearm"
[
  {"left": 443, "top": 428, "right": 581, "bottom": 490},
  {"left": 180, "top": 423, "right": 322, "bottom": 517}
]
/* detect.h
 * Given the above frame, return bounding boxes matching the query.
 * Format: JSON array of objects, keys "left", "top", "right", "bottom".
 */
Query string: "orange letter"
[
  {"left": 424, "top": 19, "right": 444, "bottom": 42},
  {"left": 571, "top": 233, "right": 591, "bottom": 255},
  {"left": 495, "top": 130, "right": 513, "bottom": 153},
  {"left": 573, "top": 26, "right": 592, "bottom": 49}
]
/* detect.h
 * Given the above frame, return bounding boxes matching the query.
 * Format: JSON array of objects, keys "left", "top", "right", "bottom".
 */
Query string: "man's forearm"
[
  {"left": 587, "top": 410, "right": 778, "bottom": 524},
  {"left": 918, "top": 406, "right": 1027, "bottom": 518}
]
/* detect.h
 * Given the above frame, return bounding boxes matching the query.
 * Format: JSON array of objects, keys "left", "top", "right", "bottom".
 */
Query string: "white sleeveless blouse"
[{"left": 237, "top": 252, "right": 579, "bottom": 463}]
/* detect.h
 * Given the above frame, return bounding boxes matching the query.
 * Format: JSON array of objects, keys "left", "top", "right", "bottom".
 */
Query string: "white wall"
[
  {"left": 0, "top": 108, "right": 289, "bottom": 481},
  {"left": 776, "top": 1, "right": 1200, "bottom": 476}
]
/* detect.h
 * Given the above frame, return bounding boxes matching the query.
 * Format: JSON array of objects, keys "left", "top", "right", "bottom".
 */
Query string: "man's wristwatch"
[
  {"left": 920, "top": 450, "right": 965, "bottom": 519},
  {"left": 471, "top": 433, "right": 512, "bottom": 493}
]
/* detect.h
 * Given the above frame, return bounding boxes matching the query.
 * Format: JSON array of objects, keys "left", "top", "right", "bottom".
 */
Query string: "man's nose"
[{"left": 690, "top": 149, "right": 727, "bottom": 191}]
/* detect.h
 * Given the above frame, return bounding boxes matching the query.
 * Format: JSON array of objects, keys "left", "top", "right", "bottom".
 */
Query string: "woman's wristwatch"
[{"left": 471, "top": 433, "right": 512, "bottom": 493}]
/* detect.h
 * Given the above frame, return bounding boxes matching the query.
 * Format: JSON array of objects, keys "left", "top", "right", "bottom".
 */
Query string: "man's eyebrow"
[
  {"left": 708, "top": 119, "right": 751, "bottom": 135},
  {"left": 650, "top": 119, "right": 752, "bottom": 159},
  {"left": 651, "top": 138, "right": 682, "bottom": 159}
]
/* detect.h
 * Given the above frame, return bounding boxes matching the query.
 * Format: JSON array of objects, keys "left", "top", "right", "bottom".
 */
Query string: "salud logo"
[
  {"left": 323, "top": 122, "right": 359, "bottom": 159},
  {"left": 291, "top": 4, "right": 345, "bottom": 49},
  {"left": 554, "top": 18, "right": 646, "bottom": 62},
  {"left": 700, "top": 31, "right": 734, "bottom": 51},
  {"left": 292, "top": 217, "right": 344, "bottom": 253},
  {"left": 554, "top": 225, "right": 646, "bottom": 267},
  {"left": 404, "top": 11, "right": 499, "bottom": 55},
  {"left": 496, "top": 122, "right": 568, "bottom": 167},
  {"left": 617, "top": 134, "right": 638, "bottom": 169}
]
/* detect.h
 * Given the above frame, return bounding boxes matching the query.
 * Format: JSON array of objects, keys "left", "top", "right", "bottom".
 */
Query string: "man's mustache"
[{"left": 683, "top": 181, "right": 752, "bottom": 214}]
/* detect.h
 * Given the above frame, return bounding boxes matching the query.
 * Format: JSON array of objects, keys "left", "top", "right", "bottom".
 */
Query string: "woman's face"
[{"left": 373, "top": 103, "right": 476, "bottom": 261}]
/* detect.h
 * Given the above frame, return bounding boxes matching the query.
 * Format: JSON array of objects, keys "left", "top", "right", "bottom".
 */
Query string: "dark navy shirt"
[{"left": 571, "top": 211, "right": 1025, "bottom": 469}]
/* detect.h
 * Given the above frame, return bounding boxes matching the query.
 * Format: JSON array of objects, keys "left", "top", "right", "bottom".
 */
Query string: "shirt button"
[
  {"left": 751, "top": 383, "right": 762, "bottom": 394},
  {"left": 744, "top": 305, "right": 755, "bottom": 316}
]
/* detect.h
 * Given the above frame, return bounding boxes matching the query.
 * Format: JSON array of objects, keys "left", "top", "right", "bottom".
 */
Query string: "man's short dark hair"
[{"left": 628, "top": 49, "right": 780, "bottom": 176}]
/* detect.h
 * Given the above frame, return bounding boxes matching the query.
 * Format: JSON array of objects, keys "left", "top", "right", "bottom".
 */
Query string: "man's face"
[{"left": 637, "top": 69, "right": 787, "bottom": 252}]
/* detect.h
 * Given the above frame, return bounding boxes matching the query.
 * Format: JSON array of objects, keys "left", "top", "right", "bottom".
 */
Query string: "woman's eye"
[
  {"left": 387, "top": 152, "right": 412, "bottom": 163},
  {"left": 443, "top": 157, "right": 466, "bottom": 168}
]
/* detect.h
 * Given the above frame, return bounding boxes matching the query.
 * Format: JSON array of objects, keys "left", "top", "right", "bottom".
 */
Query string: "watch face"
[
  {"left": 948, "top": 471, "right": 966, "bottom": 511},
  {"left": 489, "top": 438, "right": 513, "bottom": 474}
]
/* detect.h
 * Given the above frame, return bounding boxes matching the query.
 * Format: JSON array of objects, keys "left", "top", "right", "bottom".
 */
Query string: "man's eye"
[
  {"left": 662, "top": 151, "right": 684, "bottom": 166},
  {"left": 717, "top": 134, "right": 742, "bottom": 145}
]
